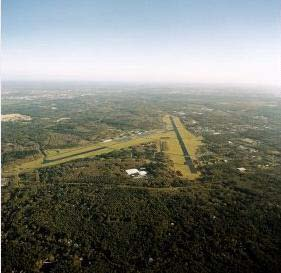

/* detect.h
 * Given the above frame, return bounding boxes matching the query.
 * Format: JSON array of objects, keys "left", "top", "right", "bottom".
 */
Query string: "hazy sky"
[{"left": 2, "top": 0, "right": 281, "bottom": 85}]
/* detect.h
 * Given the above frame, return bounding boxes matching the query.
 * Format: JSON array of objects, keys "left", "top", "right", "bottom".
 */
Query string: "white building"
[
  {"left": 237, "top": 167, "right": 246, "bottom": 173},
  {"left": 139, "top": 170, "right": 147, "bottom": 176},
  {"left": 126, "top": 168, "right": 147, "bottom": 177},
  {"left": 126, "top": 169, "right": 140, "bottom": 176}
]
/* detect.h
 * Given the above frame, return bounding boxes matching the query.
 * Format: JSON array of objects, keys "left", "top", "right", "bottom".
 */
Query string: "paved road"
[{"left": 43, "top": 146, "right": 107, "bottom": 163}]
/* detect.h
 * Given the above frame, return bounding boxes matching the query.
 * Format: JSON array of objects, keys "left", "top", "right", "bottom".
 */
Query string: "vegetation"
[{"left": 2, "top": 84, "right": 281, "bottom": 272}]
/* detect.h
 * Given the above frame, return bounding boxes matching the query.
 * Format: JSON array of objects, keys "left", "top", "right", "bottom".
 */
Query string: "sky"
[{"left": 2, "top": 0, "right": 281, "bottom": 85}]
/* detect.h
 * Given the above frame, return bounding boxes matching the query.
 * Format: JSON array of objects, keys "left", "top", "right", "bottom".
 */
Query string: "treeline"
[{"left": 2, "top": 149, "right": 40, "bottom": 164}]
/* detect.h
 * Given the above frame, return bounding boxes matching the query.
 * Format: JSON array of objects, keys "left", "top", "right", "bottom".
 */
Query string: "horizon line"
[{"left": 2, "top": 79, "right": 281, "bottom": 89}]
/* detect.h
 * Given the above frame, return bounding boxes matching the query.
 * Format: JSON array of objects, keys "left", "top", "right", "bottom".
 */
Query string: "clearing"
[{"left": 1, "top": 113, "right": 32, "bottom": 122}]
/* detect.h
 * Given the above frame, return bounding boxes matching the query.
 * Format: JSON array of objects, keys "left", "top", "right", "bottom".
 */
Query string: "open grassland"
[{"left": 3, "top": 116, "right": 202, "bottom": 179}]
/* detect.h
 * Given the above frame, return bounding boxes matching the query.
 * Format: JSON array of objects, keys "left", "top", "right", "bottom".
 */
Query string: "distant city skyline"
[{"left": 2, "top": 0, "right": 281, "bottom": 86}]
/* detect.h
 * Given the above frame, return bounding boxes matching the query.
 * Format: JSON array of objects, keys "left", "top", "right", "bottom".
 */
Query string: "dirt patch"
[{"left": 1, "top": 114, "right": 32, "bottom": 122}]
